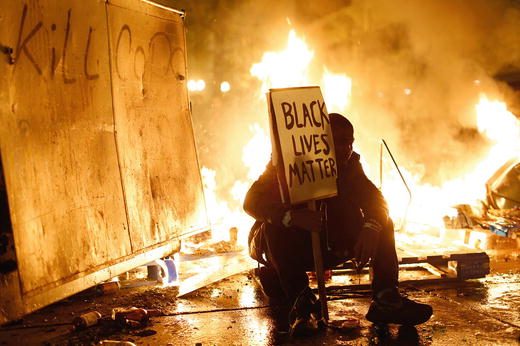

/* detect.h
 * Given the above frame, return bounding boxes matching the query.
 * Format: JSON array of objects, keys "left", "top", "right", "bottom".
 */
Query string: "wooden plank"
[
  {"left": 0, "top": 0, "right": 131, "bottom": 294},
  {"left": 177, "top": 251, "right": 256, "bottom": 297},
  {"left": 107, "top": 0, "right": 209, "bottom": 250}
]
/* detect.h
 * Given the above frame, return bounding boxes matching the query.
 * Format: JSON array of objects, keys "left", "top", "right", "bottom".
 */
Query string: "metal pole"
[{"left": 308, "top": 200, "right": 329, "bottom": 321}]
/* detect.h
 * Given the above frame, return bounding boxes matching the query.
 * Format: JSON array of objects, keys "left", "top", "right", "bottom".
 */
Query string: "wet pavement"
[{"left": 0, "top": 253, "right": 519, "bottom": 345}]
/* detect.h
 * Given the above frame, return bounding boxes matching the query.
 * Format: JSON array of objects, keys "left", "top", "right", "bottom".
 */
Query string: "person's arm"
[
  {"left": 243, "top": 161, "right": 288, "bottom": 228},
  {"left": 346, "top": 153, "right": 389, "bottom": 225},
  {"left": 345, "top": 153, "right": 389, "bottom": 267},
  {"left": 243, "top": 161, "right": 323, "bottom": 232}
]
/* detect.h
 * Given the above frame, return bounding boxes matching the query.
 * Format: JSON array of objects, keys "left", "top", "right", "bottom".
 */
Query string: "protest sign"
[{"left": 267, "top": 86, "right": 337, "bottom": 205}]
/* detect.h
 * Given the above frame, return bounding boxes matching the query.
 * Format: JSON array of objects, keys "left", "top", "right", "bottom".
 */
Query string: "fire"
[
  {"left": 250, "top": 30, "right": 314, "bottom": 93},
  {"left": 384, "top": 94, "right": 520, "bottom": 237},
  {"left": 200, "top": 124, "right": 271, "bottom": 244},
  {"left": 241, "top": 124, "right": 272, "bottom": 181},
  {"left": 476, "top": 95, "right": 520, "bottom": 159},
  {"left": 200, "top": 166, "right": 233, "bottom": 242},
  {"left": 199, "top": 31, "right": 313, "bottom": 245},
  {"left": 322, "top": 69, "right": 352, "bottom": 113},
  {"left": 199, "top": 29, "right": 520, "bottom": 251}
]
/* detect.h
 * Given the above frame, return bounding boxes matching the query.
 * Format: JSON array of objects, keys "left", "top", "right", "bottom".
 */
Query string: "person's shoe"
[
  {"left": 366, "top": 287, "right": 433, "bottom": 325},
  {"left": 288, "top": 287, "right": 325, "bottom": 337},
  {"left": 254, "top": 266, "right": 288, "bottom": 304}
]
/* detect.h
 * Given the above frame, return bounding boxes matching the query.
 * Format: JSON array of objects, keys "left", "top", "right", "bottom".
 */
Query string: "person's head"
[{"left": 329, "top": 113, "right": 354, "bottom": 163}]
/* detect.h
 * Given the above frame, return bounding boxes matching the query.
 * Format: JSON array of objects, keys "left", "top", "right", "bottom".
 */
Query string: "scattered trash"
[
  {"left": 443, "top": 204, "right": 478, "bottom": 229},
  {"left": 164, "top": 257, "right": 178, "bottom": 284},
  {"left": 147, "top": 264, "right": 162, "bottom": 281},
  {"left": 229, "top": 227, "right": 238, "bottom": 244},
  {"left": 111, "top": 307, "right": 162, "bottom": 328},
  {"left": 98, "top": 340, "right": 137, "bottom": 345},
  {"left": 97, "top": 281, "right": 121, "bottom": 295},
  {"left": 112, "top": 307, "right": 147, "bottom": 321},
  {"left": 146, "top": 309, "right": 163, "bottom": 317},
  {"left": 487, "top": 219, "right": 519, "bottom": 238},
  {"left": 132, "top": 329, "right": 157, "bottom": 337},
  {"left": 340, "top": 317, "right": 360, "bottom": 329},
  {"left": 123, "top": 319, "right": 141, "bottom": 328},
  {"left": 72, "top": 311, "right": 102, "bottom": 330},
  {"left": 327, "top": 317, "right": 361, "bottom": 331}
]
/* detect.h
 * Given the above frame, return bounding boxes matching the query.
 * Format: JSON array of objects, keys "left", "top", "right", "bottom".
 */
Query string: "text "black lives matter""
[{"left": 281, "top": 100, "right": 337, "bottom": 187}]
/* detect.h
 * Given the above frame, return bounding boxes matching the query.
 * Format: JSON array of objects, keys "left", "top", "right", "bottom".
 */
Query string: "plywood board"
[
  {"left": 107, "top": 0, "right": 209, "bottom": 250},
  {"left": 0, "top": 0, "right": 131, "bottom": 294},
  {"left": 178, "top": 251, "right": 257, "bottom": 297},
  {"left": 268, "top": 87, "right": 337, "bottom": 205}
]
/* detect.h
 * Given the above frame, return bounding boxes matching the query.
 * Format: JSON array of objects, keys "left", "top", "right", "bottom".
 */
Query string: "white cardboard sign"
[{"left": 268, "top": 86, "right": 338, "bottom": 205}]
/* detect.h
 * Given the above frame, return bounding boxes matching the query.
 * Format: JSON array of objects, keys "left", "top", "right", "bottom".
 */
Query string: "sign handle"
[{"left": 308, "top": 200, "right": 329, "bottom": 321}]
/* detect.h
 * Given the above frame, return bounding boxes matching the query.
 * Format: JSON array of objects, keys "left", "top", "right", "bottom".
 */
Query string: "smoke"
[
  {"left": 307, "top": 0, "right": 520, "bottom": 185},
  {"left": 163, "top": 0, "right": 520, "bottom": 198}
]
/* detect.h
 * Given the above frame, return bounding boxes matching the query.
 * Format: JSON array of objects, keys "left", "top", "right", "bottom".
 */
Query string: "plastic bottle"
[{"left": 112, "top": 307, "right": 149, "bottom": 324}]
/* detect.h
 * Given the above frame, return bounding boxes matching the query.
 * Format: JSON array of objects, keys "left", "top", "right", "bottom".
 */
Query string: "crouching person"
[{"left": 243, "top": 113, "right": 432, "bottom": 337}]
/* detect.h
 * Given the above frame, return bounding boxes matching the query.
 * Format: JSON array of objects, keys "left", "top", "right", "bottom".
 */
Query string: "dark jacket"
[{"left": 243, "top": 152, "right": 389, "bottom": 259}]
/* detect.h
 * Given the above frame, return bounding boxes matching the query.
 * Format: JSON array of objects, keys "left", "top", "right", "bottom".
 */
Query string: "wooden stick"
[{"left": 308, "top": 200, "right": 329, "bottom": 321}]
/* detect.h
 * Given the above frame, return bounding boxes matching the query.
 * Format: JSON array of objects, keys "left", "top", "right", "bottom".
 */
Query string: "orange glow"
[
  {"left": 383, "top": 94, "right": 520, "bottom": 240},
  {"left": 220, "top": 81, "right": 231, "bottom": 93},
  {"left": 200, "top": 30, "right": 520, "bottom": 251},
  {"left": 250, "top": 30, "right": 314, "bottom": 93},
  {"left": 200, "top": 125, "right": 271, "bottom": 244},
  {"left": 188, "top": 79, "right": 206, "bottom": 92},
  {"left": 201, "top": 31, "right": 314, "bottom": 244},
  {"left": 322, "top": 69, "right": 352, "bottom": 113}
]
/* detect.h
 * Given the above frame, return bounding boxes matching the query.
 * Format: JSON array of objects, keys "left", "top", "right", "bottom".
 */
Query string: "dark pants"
[{"left": 262, "top": 218, "right": 399, "bottom": 303}]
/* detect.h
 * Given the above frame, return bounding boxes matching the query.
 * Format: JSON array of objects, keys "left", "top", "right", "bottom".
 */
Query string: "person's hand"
[
  {"left": 284, "top": 208, "right": 323, "bottom": 233},
  {"left": 352, "top": 218, "right": 382, "bottom": 270}
]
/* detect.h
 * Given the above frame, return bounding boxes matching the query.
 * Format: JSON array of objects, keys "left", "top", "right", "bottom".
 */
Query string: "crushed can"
[
  {"left": 72, "top": 311, "right": 102, "bottom": 330},
  {"left": 112, "top": 307, "right": 149, "bottom": 327},
  {"left": 97, "top": 281, "right": 120, "bottom": 295}
]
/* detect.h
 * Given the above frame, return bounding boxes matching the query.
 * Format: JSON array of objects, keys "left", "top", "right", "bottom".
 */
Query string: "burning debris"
[
  {"left": 441, "top": 156, "right": 519, "bottom": 250},
  {"left": 180, "top": 228, "right": 244, "bottom": 257},
  {"left": 1, "top": 1, "right": 520, "bottom": 344},
  {"left": 194, "top": 27, "right": 520, "bottom": 260}
]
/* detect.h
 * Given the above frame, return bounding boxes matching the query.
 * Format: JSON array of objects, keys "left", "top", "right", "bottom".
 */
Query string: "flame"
[
  {"left": 247, "top": 31, "right": 520, "bottom": 250},
  {"left": 200, "top": 166, "right": 232, "bottom": 241},
  {"left": 250, "top": 30, "right": 314, "bottom": 93},
  {"left": 200, "top": 31, "right": 354, "bottom": 245},
  {"left": 200, "top": 125, "right": 271, "bottom": 245},
  {"left": 476, "top": 95, "right": 520, "bottom": 152},
  {"left": 242, "top": 124, "right": 272, "bottom": 181},
  {"left": 199, "top": 29, "right": 519, "bottom": 252},
  {"left": 383, "top": 94, "right": 520, "bottom": 239},
  {"left": 322, "top": 69, "right": 352, "bottom": 113},
  {"left": 199, "top": 31, "right": 313, "bottom": 245}
]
